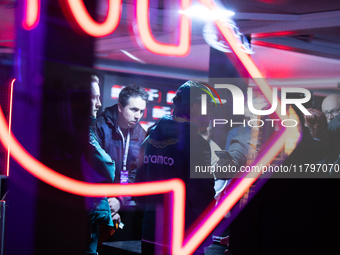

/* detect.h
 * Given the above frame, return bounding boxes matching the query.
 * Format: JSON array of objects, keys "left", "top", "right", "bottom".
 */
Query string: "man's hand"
[
  {"left": 108, "top": 197, "right": 121, "bottom": 214},
  {"left": 220, "top": 236, "right": 230, "bottom": 254},
  {"left": 217, "top": 158, "right": 236, "bottom": 167},
  {"left": 220, "top": 236, "right": 229, "bottom": 246},
  {"left": 111, "top": 213, "right": 121, "bottom": 227},
  {"left": 215, "top": 158, "right": 236, "bottom": 179}
]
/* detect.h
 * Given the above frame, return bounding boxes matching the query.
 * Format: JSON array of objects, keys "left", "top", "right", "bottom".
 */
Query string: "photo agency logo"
[
  {"left": 201, "top": 84, "right": 312, "bottom": 128},
  {"left": 199, "top": 83, "right": 225, "bottom": 115}
]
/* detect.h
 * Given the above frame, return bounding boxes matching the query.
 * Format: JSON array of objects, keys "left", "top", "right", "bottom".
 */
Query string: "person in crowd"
[
  {"left": 215, "top": 91, "right": 270, "bottom": 190},
  {"left": 95, "top": 85, "right": 148, "bottom": 225},
  {"left": 304, "top": 108, "right": 329, "bottom": 161},
  {"left": 321, "top": 94, "right": 340, "bottom": 123},
  {"left": 304, "top": 108, "right": 328, "bottom": 141},
  {"left": 215, "top": 92, "right": 270, "bottom": 252},
  {"left": 199, "top": 122, "right": 228, "bottom": 202},
  {"left": 84, "top": 75, "right": 116, "bottom": 255},
  {"left": 325, "top": 110, "right": 340, "bottom": 167},
  {"left": 320, "top": 95, "right": 340, "bottom": 171},
  {"left": 135, "top": 80, "right": 215, "bottom": 254}
]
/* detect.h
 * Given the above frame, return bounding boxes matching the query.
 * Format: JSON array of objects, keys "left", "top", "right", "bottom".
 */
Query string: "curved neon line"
[
  {"left": 200, "top": 88, "right": 217, "bottom": 105},
  {"left": 23, "top": 0, "right": 40, "bottom": 30},
  {"left": 136, "top": 0, "right": 191, "bottom": 56},
  {"left": 6, "top": 79, "right": 15, "bottom": 176},
  {"left": 61, "top": 0, "right": 122, "bottom": 37}
]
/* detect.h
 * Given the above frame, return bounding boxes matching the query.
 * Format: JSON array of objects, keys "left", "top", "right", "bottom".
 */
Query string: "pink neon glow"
[
  {"left": 15, "top": 1, "right": 298, "bottom": 254},
  {"left": 60, "top": 0, "right": 122, "bottom": 37},
  {"left": 136, "top": 0, "right": 191, "bottom": 57},
  {"left": 22, "top": 0, "right": 40, "bottom": 30},
  {"left": 6, "top": 79, "right": 15, "bottom": 176}
]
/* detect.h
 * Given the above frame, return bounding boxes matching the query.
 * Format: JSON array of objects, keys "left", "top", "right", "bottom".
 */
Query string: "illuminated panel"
[
  {"left": 23, "top": 0, "right": 40, "bottom": 30},
  {"left": 111, "top": 85, "right": 124, "bottom": 99},
  {"left": 139, "top": 121, "right": 155, "bottom": 131},
  {"left": 166, "top": 91, "right": 176, "bottom": 104},
  {"left": 59, "top": 0, "right": 122, "bottom": 37},
  {"left": 152, "top": 106, "right": 172, "bottom": 119},
  {"left": 111, "top": 86, "right": 161, "bottom": 104},
  {"left": 252, "top": 31, "right": 296, "bottom": 39},
  {"left": 145, "top": 88, "right": 161, "bottom": 103},
  {"left": 136, "top": 0, "right": 191, "bottom": 57},
  {"left": 6, "top": 79, "right": 15, "bottom": 176},
  {"left": 252, "top": 40, "right": 297, "bottom": 51}
]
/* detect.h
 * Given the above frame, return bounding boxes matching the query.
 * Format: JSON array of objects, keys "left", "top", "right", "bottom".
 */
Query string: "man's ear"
[{"left": 118, "top": 103, "right": 123, "bottom": 113}]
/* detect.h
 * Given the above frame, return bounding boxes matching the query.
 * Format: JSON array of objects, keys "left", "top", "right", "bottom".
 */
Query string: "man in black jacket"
[
  {"left": 135, "top": 81, "right": 215, "bottom": 254},
  {"left": 95, "top": 85, "right": 148, "bottom": 224}
]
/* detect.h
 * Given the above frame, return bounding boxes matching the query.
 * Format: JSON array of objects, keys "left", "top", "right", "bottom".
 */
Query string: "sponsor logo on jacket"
[
  {"left": 148, "top": 138, "right": 179, "bottom": 148},
  {"left": 144, "top": 155, "right": 174, "bottom": 166}
]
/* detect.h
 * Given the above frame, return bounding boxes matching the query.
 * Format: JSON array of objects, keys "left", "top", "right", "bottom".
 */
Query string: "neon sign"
[
  {"left": 23, "top": 0, "right": 191, "bottom": 56},
  {"left": 22, "top": 0, "right": 40, "bottom": 30},
  {"left": 16, "top": 0, "right": 297, "bottom": 254},
  {"left": 22, "top": 0, "right": 251, "bottom": 58},
  {"left": 136, "top": 0, "right": 191, "bottom": 56},
  {"left": 59, "top": 0, "right": 122, "bottom": 37},
  {"left": 152, "top": 106, "right": 172, "bottom": 119}
]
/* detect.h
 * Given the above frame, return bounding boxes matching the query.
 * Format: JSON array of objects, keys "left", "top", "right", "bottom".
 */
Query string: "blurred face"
[
  {"left": 322, "top": 95, "right": 340, "bottom": 123},
  {"left": 194, "top": 101, "right": 213, "bottom": 130},
  {"left": 118, "top": 96, "right": 146, "bottom": 129},
  {"left": 91, "top": 82, "right": 102, "bottom": 118}
]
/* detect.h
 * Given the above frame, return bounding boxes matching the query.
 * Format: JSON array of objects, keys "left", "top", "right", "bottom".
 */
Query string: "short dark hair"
[
  {"left": 173, "top": 96, "right": 191, "bottom": 119},
  {"left": 172, "top": 80, "right": 208, "bottom": 119},
  {"left": 118, "top": 85, "right": 148, "bottom": 107}
]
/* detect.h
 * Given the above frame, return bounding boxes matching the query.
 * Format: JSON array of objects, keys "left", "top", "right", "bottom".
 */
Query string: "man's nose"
[
  {"left": 96, "top": 98, "right": 102, "bottom": 108},
  {"left": 135, "top": 111, "right": 142, "bottom": 119}
]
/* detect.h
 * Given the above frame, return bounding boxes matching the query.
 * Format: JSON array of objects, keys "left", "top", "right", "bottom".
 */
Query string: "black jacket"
[
  {"left": 135, "top": 115, "right": 215, "bottom": 242},
  {"left": 95, "top": 104, "right": 146, "bottom": 185}
]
